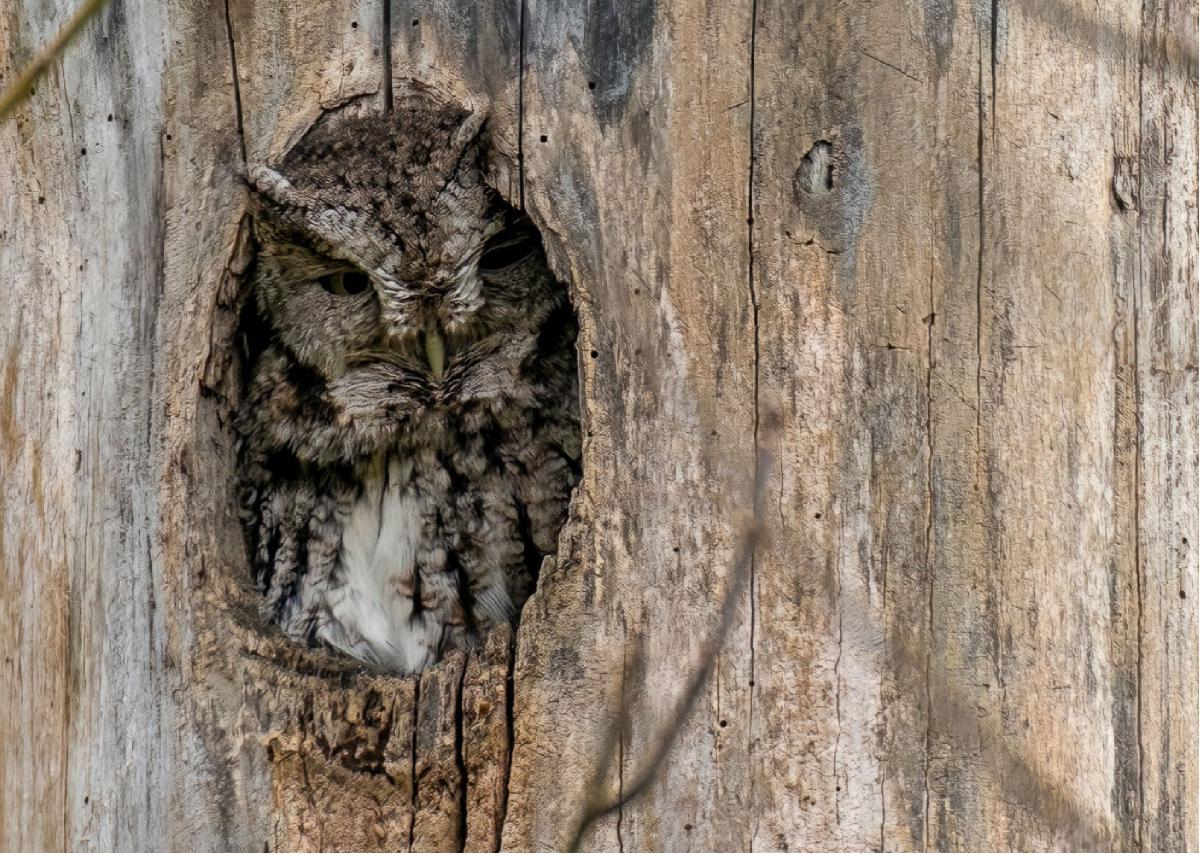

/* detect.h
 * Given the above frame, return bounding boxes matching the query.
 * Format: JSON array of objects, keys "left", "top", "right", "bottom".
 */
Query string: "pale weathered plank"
[
  {"left": 155, "top": 0, "right": 270, "bottom": 846},
  {"left": 1136, "top": 0, "right": 1198, "bottom": 846},
  {"left": 962, "top": 0, "right": 1143, "bottom": 844},
  {"left": 0, "top": 0, "right": 178, "bottom": 849},
  {"left": 0, "top": 5, "right": 76, "bottom": 847},
  {"left": 751, "top": 0, "right": 947, "bottom": 846},
  {"left": 503, "top": 0, "right": 757, "bottom": 850},
  {"left": 56, "top": 3, "right": 178, "bottom": 849}
]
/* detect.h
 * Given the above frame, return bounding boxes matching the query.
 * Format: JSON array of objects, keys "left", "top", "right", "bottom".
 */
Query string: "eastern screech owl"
[{"left": 236, "top": 92, "right": 580, "bottom": 673}]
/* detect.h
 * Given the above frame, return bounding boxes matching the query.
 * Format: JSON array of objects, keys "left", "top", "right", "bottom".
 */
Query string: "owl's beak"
[{"left": 423, "top": 329, "right": 446, "bottom": 380}]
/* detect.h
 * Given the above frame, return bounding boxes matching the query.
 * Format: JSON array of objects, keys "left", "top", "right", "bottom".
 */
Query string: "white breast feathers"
[{"left": 317, "top": 456, "right": 439, "bottom": 673}]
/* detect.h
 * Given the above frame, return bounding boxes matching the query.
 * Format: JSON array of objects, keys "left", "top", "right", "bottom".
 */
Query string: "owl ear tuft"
[
  {"left": 450, "top": 111, "right": 488, "bottom": 156},
  {"left": 246, "top": 165, "right": 307, "bottom": 209}
]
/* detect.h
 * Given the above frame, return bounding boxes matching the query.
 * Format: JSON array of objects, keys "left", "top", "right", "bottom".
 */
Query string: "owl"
[{"left": 235, "top": 91, "right": 580, "bottom": 674}]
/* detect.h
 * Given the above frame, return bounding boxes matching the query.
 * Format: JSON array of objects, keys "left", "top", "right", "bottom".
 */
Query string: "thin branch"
[
  {"left": 568, "top": 417, "right": 778, "bottom": 850},
  {"left": 0, "top": 0, "right": 110, "bottom": 122}
]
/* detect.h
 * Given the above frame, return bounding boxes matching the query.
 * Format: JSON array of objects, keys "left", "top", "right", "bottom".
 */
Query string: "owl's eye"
[
  {"left": 480, "top": 221, "right": 537, "bottom": 274},
  {"left": 318, "top": 270, "right": 371, "bottom": 296}
]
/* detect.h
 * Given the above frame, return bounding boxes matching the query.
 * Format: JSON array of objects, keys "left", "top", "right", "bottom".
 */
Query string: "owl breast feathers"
[{"left": 236, "top": 91, "right": 580, "bottom": 673}]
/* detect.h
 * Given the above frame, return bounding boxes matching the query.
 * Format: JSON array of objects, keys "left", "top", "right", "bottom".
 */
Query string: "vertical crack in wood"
[
  {"left": 745, "top": 0, "right": 761, "bottom": 818},
  {"left": 879, "top": 768, "right": 886, "bottom": 852},
  {"left": 1133, "top": 0, "right": 1147, "bottom": 842},
  {"left": 990, "top": 0, "right": 999, "bottom": 139},
  {"left": 58, "top": 57, "right": 77, "bottom": 152},
  {"left": 501, "top": 0, "right": 527, "bottom": 830},
  {"left": 833, "top": 513, "right": 844, "bottom": 830},
  {"left": 221, "top": 0, "right": 247, "bottom": 164},
  {"left": 410, "top": 653, "right": 469, "bottom": 849},
  {"left": 616, "top": 631, "right": 627, "bottom": 852},
  {"left": 63, "top": 82, "right": 87, "bottom": 839},
  {"left": 381, "top": 0, "right": 393, "bottom": 111},
  {"left": 68, "top": 220, "right": 91, "bottom": 850},
  {"left": 498, "top": 633, "right": 516, "bottom": 845},
  {"left": 454, "top": 652, "right": 469, "bottom": 851},
  {"left": 516, "top": 0, "right": 527, "bottom": 209},
  {"left": 974, "top": 32, "right": 987, "bottom": 440},
  {"left": 408, "top": 678, "right": 419, "bottom": 852},
  {"left": 1109, "top": 274, "right": 1135, "bottom": 846},
  {"left": 922, "top": 265, "right": 936, "bottom": 850},
  {"left": 60, "top": 341, "right": 71, "bottom": 853},
  {"left": 462, "top": 630, "right": 512, "bottom": 850}
]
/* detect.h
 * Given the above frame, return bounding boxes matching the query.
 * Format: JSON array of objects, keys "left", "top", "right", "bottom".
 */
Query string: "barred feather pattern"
[{"left": 235, "top": 90, "right": 580, "bottom": 673}]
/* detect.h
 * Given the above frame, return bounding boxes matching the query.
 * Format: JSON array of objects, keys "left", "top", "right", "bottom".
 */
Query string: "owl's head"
[{"left": 246, "top": 92, "right": 546, "bottom": 382}]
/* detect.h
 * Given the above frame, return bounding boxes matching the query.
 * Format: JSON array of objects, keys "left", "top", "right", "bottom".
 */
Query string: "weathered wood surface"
[{"left": 0, "top": 0, "right": 1195, "bottom": 851}]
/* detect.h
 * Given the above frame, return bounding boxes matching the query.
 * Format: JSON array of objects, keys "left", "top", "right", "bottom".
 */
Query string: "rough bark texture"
[{"left": 0, "top": 0, "right": 1195, "bottom": 851}]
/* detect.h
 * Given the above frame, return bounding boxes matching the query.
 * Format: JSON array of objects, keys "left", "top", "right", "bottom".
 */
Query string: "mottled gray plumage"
[{"left": 236, "top": 91, "right": 579, "bottom": 673}]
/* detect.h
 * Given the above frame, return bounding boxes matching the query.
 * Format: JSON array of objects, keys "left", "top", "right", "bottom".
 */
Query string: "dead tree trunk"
[{"left": 1, "top": 0, "right": 1195, "bottom": 850}]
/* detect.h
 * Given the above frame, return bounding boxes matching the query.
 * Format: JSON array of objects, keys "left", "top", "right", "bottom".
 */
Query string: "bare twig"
[
  {"left": 0, "top": 0, "right": 110, "bottom": 122},
  {"left": 568, "top": 418, "right": 778, "bottom": 850}
]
